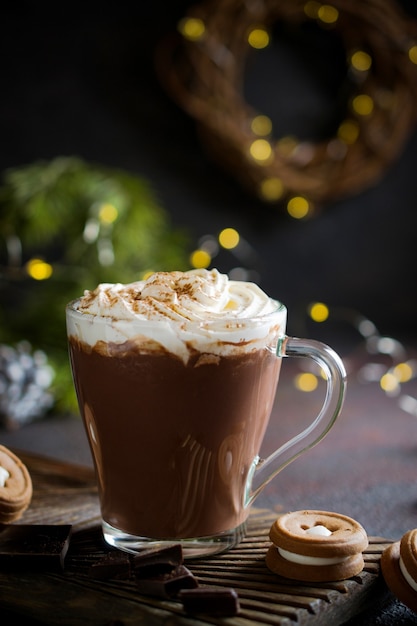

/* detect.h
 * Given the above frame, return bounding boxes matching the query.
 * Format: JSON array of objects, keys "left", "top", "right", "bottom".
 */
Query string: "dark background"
[{"left": 1, "top": 1, "right": 417, "bottom": 341}]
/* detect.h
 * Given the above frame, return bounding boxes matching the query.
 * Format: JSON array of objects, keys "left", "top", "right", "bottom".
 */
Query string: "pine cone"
[{"left": 0, "top": 341, "right": 55, "bottom": 429}]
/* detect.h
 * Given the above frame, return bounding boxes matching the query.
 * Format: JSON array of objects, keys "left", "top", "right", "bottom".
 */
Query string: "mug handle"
[{"left": 246, "top": 336, "right": 347, "bottom": 506}]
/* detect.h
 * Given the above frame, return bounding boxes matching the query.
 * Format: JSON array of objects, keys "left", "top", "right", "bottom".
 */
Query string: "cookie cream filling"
[
  {"left": 305, "top": 525, "right": 332, "bottom": 537},
  {"left": 276, "top": 546, "right": 350, "bottom": 566},
  {"left": 0, "top": 466, "right": 10, "bottom": 487},
  {"left": 274, "top": 523, "right": 351, "bottom": 566},
  {"left": 399, "top": 556, "right": 417, "bottom": 592},
  {"left": 67, "top": 269, "right": 285, "bottom": 362}
]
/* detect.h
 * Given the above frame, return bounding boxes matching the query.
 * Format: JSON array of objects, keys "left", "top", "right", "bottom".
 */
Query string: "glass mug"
[{"left": 66, "top": 298, "right": 346, "bottom": 558}]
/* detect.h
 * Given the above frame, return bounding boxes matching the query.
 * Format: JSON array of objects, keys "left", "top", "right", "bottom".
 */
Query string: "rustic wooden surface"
[{"left": 0, "top": 450, "right": 391, "bottom": 626}]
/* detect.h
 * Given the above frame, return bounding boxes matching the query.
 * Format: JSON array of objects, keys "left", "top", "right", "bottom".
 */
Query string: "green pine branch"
[{"left": 0, "top": 157, "right": 191, "bottom": 415}]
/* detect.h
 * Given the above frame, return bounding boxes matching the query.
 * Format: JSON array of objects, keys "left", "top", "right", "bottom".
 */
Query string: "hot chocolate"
[
  {"left": 68, "top": 337, "right": 281, "bottom": 538},
  {"left": 67, "top": 269, "right": 285, "bottom": 549}
]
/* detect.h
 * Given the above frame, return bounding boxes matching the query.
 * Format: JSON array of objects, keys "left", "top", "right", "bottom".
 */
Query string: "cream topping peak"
[{"left": 78, "top": 269, "right": 277, "bottom": 322}]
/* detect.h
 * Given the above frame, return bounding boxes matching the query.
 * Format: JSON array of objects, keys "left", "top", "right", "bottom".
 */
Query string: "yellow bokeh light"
[
  {"left": 218, "top": 228, "right": 240, "bottom": 249},
  {"left": 337, "top": 119, "right": 360, "bottom": 144},
  {"left": 304, "top": 1, "right": 321, "bottom": 19},
  {"left": 141, "top": 270, "right": 156, "bottom": 280},
  {"left": 98, "top": 203, "right": 118, "bottom": 224},
  {"left": 318, "top": 5, "right": 339, "bottom": 24},
  {"left": 177, "top": 17, "right": 206, "bottom": 41},
  {"left": 393, "top": 362, "right": 414, "bottom": 383},
  {"left": 352, "top": 94, "right": 374, "bottom": 116},
  {"left": 351, "top": 50, "right": 372, "bottom": 72},
  {"left": 248, "top": 28, "right": 270, "bottom": 49},
  {"left": 287, "top": 196, "right": 310, "bottom": 219},
  {"left": 251, "top": 115, "right": 272, "bottom": 136},
  {"left": 295, "top": 372, "right": 319, "bottom": 392},
  {"left": 190, "top": 249, "right": 211, "bottom": 268},
  {"left": 309, "top": 302, "right": 329, "bottom": 323},
  {"left": 260, "top": 177, "right": 284, "bottom": 201},
  {"left": 380, "top": 372, "right": 400, "bottom": 393},
  {"left": 276, "top": 135, "right": 298, "bottom": 156},
  {"left": 408, "top": 45, "right": 417, "bottom": 65},
  {"left": 26, "top": 258, "right": 53, "bottom": 280},
  {"left": 249, "top": 138, "right": 273, "bottom": 163}
]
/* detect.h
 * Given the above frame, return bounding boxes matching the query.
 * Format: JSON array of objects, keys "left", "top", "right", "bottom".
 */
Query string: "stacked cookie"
[
  {"left": 381, "top": 528, "right": 417, "bottom": 613},
  {"left": 0, "top": 445, "right": 33, "bottom": 523},
  {"left": 266, "top": 510, "right": 369, "bottom": 582}
]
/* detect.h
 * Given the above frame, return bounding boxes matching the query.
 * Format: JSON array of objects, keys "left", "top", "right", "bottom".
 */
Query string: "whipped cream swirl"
[
  {"left": 67, "top": 269, "right": 285, "bottom": 361},
  {"left": 78, "top": 269, "right": 278, "bottom": 322}
]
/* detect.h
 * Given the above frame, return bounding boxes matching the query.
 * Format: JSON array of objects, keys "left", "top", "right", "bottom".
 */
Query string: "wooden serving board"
[{"left": 0, "top": 450, "right": 391, "bottom": 625}]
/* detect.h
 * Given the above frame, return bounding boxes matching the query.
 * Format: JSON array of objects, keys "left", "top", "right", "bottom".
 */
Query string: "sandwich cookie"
[
  {"left": 0, "top": 445, "right": 33, "bottom": 523},
  {"left": 266, "top": 510, "right": 368, "bottom": 582},
  {"left": 381, "top": 529, "right": 417, "bottom": 613}
]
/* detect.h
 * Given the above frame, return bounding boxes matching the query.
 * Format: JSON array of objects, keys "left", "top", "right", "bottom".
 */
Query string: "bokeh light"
[
  {"left": 178, "top": 17, "right": 206, "bottom": 41},
  {"left": 190, "top": 249, "right": 211, "bottom": 268},
  {"left": 408, "top": 45, "right": 417, "bottom": 65},
  {"left": 249, "top": 139, "right": 273, "bottom": 163},
  {"left": 97, "top": 239, "right": 114, "bottom": 266},
  {"left": 259, "top": 177, "right": 284, "bottom": 201},
  {"left": 219, "top": 228, "right": 240, "bottom": 249},
  {"left": 351, "top": 50, "right": 372, "bottom": 72},
  {"left": 357, "top": 318, "right": 378, "bottom": 338},
  {"left": 399, "top": 395, "right": 417, "bottom": 416},
  {"left": 295, "top": 372, "right": 319, "bottom": 392},
  {"left": 380, "top": 372, "right": 400, "bottom": 394},
  {"left": 276, "top": 136, "right": 298, "bottom": 156},
  {"left": 304, "top": 1, "right": 321, "bottom": 19},
  {"left": 26, "top": 258, "right": 53, "bottom": 280},
  {"left": 287, "top": 196, "right": 310, "bottom": 219},
  {"left": 251, "top": 115, "right": 273, "bottom": 136},
  {"left": 98, "top": 203, "right": 118, "bottom": 224},
  {"left": 337, "top": 119, "right": 360, "bottom": 144},
  {"left": 198, "top": 234, "right": 219, "bottom": 257},
  {"left": 393, "top": 362, "right": 414, "bottom": 383},
  {"left": 83, "top": 218, "right": 100, "bottom": 243},
  {"left": 318, "top": 5, "right": 339, "bottom": 24},
  {"left": 248, "top": 27, "right": 270, "bottom": 49},
  {"left": 309, "top": 302, "right": 330, "bottom": 322},
  {"left": 141, "top": 270, "right": 156, "bottom": 280},
  {"left": 352, "top": 94, "right": 374, "bottom": 116}
]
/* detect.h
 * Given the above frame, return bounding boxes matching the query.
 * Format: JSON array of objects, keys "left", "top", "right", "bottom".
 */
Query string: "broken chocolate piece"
[
  {"left": 179, "top": 587, "right": 240, "bottom": 616},
  {"left": 88, "top": 550, "right": 131, "bottom": 580},
  {"left": 0, "top": 524, "right": 72, "bottom": 571},
  {"left": 136, "top": 564, "right": 198, "bottom": 598},
  {"left": 131, "top": 543, "right": 183, "bottom": 577}
]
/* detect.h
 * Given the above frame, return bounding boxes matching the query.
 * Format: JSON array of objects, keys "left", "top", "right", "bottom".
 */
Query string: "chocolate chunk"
[
  {"left": 131, "top": 543, "right": 183, "bottom": 576},
  {"left": 136, "top": 564, "right": 198, "bottom": 598},
  {"left": 179, "top": 587, "right": 240, "bottom": 616},
  {"left": 0, "top": 524, "right": 72, "bottom": 571},
  {"left": 88, "top": 551, "right": 131, "bottom": 580}
]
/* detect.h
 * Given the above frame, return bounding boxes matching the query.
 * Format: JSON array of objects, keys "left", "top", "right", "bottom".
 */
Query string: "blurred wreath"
[
  {"left": 0, "top": 157, "right": 190, "bottom": 425},
  {"left": 156, "top": 0, "right": 417, "bottom": 214}
]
